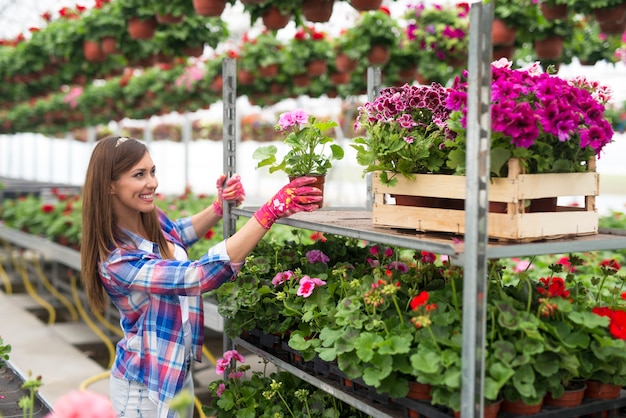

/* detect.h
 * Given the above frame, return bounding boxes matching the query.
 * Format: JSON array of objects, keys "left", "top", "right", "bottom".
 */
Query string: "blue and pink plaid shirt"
[{"left": 99, "top": 208, "right": 237, "bottom": 417}]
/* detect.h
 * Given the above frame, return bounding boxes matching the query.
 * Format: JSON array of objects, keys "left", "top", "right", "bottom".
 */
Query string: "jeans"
[{"left": 110, "top": 365, "right": 194, "bottom": 418}]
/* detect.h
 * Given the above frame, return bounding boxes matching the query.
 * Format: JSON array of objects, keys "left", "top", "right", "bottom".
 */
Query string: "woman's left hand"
[{"left": 212, "top": 174, "right": 245, "bottom": 216}]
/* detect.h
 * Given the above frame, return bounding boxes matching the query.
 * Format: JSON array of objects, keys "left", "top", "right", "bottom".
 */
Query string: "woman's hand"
[{"left": 212, "top": 174, "right": 245, "bottom": 216}]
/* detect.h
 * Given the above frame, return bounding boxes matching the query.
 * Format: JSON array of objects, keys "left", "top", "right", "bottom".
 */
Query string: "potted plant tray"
[{"left": 371, "top": 158, "right": 599, "bottom": 242}]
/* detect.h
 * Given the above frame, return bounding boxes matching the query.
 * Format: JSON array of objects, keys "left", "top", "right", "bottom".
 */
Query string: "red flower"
[
  {"left": 310, "top": 232, "right": 326, "bottom": 242},
  {"left": 311, "top": 31, "right": 325, "bottom": 40},
  {"left": 41, "top": 12, "right": 52, "bottom": 22},
  {"left": 599, "top": 259, "right": 621, "bottom": 272},
  {"left": 294, "top": 30, "right": 307, "bottom": 40},
  {"left": 204, "top": 229, "right": 215, "bottom": 240},
  {"left": 379, "top": 6, "right": 390, "bottom": 15},
  {"left": 410, "top": 291, "right": 429, "bottom": 310},
  {"left": 538, "top": 276, "right": 570, "bottom": 298},
  {"left": 609, "top": 310, "right": 626, "bottom": 340},
  {"left": 420, "top": 251, "right": 436, "bottom": 264},
  {"left": 41, "top": 204, "right": 55, "bottom": 213},
  {"left": 592, "top": 306, "right": 613, "bottom": 318}
]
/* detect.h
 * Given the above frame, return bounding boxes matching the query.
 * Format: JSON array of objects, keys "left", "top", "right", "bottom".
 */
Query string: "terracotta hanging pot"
[
  {"left": 82, "top": 40, "right": 106, "bottom": 62},
  {"left": 350, "top": 0, "right": 383, "bottom": 11},
  {"left": 335, "top": 52, "right": 358, "bottom": 73},
  {"left": 292, "top": 74, "right": 311, "bottom": 88},
  {"left": 237, "top": 69, "right": 255, "bottom": 85},
  {"left": 395, "top": 66, "right": 416, "bottom": 83},
  {"left": 544, "top": 384, "right": 586, "bottom": 408},
  {"left": 598, "top": 18, "right": 626, "bottom": 34},
  {"left": 594, "top": 2, "right": 626, "bottom": 24},
  {"left": 501, "top": 398, "right": 543, "bottom": 415},
  {"left": 493, "top": 44, "right": 515, "bottom": 60},
  {"left": 302, "top": 0, "right": 334, "bottom": 22},
  {"left": 127, "top": 17, "right": 157, "bottom": 40},
  {"left": 330, "top": 72, "right": 351, "bottom": 85},
  {"left": 366, "top": 44, "right": 390, "bottom": 66},
  {"left": 155, "top": 13, "right": 184, "bottom": 24},
  {"left": 183, "top": 45, "right": 204, "bottom": 58},
  {"left": 533, "top": 36, "right": 564, "bottom": 60},
  {"left": 262, "top": 5, "right": 291, "bottom": 30},
  {"left": 306, "top": 59, "right": 328, "bottom": 77},
  {"left": 259, "top": 63, "right": 279, "bottom": 78},
  {"left": 193, "top": 0, "right": 227, "bottom": 17},
  {"left": 540, "top": 2, "right": 568, "bottom": 20},
  {"left": 100, "top": 37, "right": 117, "bottom": 55},
  {"left": 492, "top": 19, "right": 516, "bottom": 46}
]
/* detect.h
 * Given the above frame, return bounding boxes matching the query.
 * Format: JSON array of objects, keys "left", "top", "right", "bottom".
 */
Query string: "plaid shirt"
[{"left": 99, "top": 208, "right": 237, "bottom": 417}]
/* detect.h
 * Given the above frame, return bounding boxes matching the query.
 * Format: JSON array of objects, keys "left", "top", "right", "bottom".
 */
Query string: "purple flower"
[{"left": 306, "top": 249, "right": 330, "bottom": 264}]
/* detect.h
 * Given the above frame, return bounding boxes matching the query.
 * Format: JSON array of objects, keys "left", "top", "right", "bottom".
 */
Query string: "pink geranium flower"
[{"left": 45, "top": 390, "right": 116, "bottom": 418}]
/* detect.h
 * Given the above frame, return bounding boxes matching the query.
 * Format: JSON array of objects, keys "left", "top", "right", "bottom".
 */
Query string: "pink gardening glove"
[
  {"left": 254, "top": 177, "right": 323, "bottom": 229},
  {"left": 212, "top": 174, "right": 246, "bottom": 216}
]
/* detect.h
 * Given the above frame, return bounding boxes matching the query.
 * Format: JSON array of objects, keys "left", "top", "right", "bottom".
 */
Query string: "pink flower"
[
  {"left": 216, "top": 350, "right": 245, "bottom": 375},
  {"left": 216, "top": 383, "right": 226, "bottom": 397},
  {"left": 278, "top": 109, "right": 309, "bottom": 130},
  {"left": 272, "top": 270, "right": 295, "bottom": 287},
  {"left": 297, "top": 275, "right": 326, "bottom": 297},
  {"left": 514, "top": 260, "right": 534, "bottom": 273},
  {"left": 45, "top": 390, "right": 115, "bottom": 418}
]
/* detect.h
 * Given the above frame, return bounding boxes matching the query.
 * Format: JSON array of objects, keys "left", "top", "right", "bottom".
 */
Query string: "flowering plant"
[
  {"left": 253, "top": 109, "right": 344, "bottom": 177},
  {"left": 351, "top": 83, "right": 456, "bottom": 186},
  {"left": 445, "top": 59, "right": 615, "bottom": 177},
  {"left": 403, "top": 2, "right": 470, "bottom": 68},
  {"left": 283, "top": 26, "right": 332, "bottom": 72}
]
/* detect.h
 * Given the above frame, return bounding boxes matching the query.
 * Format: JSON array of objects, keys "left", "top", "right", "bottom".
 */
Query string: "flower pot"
[
  {"left": 598, "top": 18, "right": 626, "bottom": 34},
  {"left": 259, "top": 63, "right": 279, "bottom": 78},
  {"left": 302, "top": 0, "right": 334, "bottom": 22},
  {"left": 454, "top": 400, "right": 501, "bottom": 418},
  {"left": 127, "top": 17, "right": 157, "bottom": 40},
  {"left": 493, "top": 44, "right": 515, "bottom": 61},
  {"left": 292, "top": 74, "right": 311, "bottom": 88},
  {"left": 262, "top": 5, "right": 291, "bottom": 30},
  {"left": 545, "top": 383, "right": 586, "bottom": 407},
  {"left": 492, "top": 19, "right": 516, "bottom": 46},
  {"left": 306, "top": 59, "right": 328, "bottom": 77},
  {"left": 584, "top": 381, "right": 622, "bottom": 399},
  {"left": 406, "top": 381, "right": 432, "bottom": 401},
  {"left": 397, "top": 66, "right": 417, "bottom": 83},
  {"left": 533, "top": 36, "right": 563, "bottom": 60},
  {"left": 193, "top": 0, "right": 227, "bottom": 17},
  {"left": 335, "top": 53, "right": 358, "bottom": 73},
  {"left": 237, "top": 69, "right": 255, "bottom": 85},
  {"left": 594, "top": 2, "right": 626, "bottom": 25},
  {"left": 501, "top": 398, "right": 543, "bottom": 415},
  {"left": 210, "top": 75, "right": 223, "bottom": 92},
  {"left": 155, "top": 13, "right": 184, "bottom": 24},
  {"left": 367, "top": 44, "right": 390, "bottom": 66},
  {"left": 289, "top": 175, "right": 325, "bottom": 208},
  {"left": 540, "top": 2, "right": 568, "bottom": 20},
  {"left": 350, "top": 0, "right": 383, "bottom": 11},
  {"left": 100, "top": 37, "right": 117, "bottom": 55},
  {"left": 183, "top": 45, "right": 205, "bottom": 58},
  {"left": 330, "top": 72, "right": 351, "bottom": 85},
  {"left": 82, "top": 40, "right": 106, "bottom": 62}
]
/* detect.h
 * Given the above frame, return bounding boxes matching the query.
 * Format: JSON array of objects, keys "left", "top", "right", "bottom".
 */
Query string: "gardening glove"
[
  {"left": 254, "top": 177, "right": 322, "bottom": 229},
  {"left": 212, "top": 174, "right": 246, "bottom": 217}
]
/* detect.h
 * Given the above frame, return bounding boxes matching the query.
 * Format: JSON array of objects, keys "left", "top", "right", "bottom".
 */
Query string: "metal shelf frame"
[{"left": 221, "top": 4, "right": 626, "bottom": 417}]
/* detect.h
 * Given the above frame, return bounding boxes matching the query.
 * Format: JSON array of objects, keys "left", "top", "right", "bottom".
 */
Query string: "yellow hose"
[
  {"left": 78, "top": 370, "right": 111, "bottom": 391},
  {"left": 7, "top": 243, "right": 56, "bottom": 324},
  {"left": 31, "top": 255, "right": 79, "bottom": 321},
  {"left": 0, "top": 256, "right": 12, "bottom": 294},
  {"left": 202, "top": 344, "right": 217, "bottom": 366},
  {"left": 69, "top": 270, "right": 116, "bottom": 369},
  {"left": 92, "top": 306, "right": 124, "bottom": 338}
]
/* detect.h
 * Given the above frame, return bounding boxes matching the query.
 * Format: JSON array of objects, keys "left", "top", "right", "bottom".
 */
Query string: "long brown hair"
[{"left": 80, "top": 136, "right": 173, "bottom": 312}]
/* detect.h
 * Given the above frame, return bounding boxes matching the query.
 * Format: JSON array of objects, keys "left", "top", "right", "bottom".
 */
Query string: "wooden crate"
[{"left": 371, "top": 159, "right": 600, "bottom": 242}]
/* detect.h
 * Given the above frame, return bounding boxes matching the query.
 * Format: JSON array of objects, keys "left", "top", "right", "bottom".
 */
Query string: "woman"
[{"left": 80, "top": 136, "right": 322, "bottom": 418}]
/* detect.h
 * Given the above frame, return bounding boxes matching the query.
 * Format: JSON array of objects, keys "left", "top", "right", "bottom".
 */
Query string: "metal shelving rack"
[{"left": 221, "top": 3, "right": 626, "bottom": 417}]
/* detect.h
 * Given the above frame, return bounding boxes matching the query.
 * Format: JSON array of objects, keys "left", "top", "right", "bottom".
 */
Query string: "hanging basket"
[
  {"left": 492, "top": 19, "right": 516, "bottom": 46},
  {"left": 335, "top": 53, "right": 358, "bottom": 73},
  {"left": 306, "top": 59, "right": 328, "bottom": 77},
  {"left": 262, "top": 6, "right": 291, "bottom": 30},
  {"left": 100, "top": 37, "right": 117, "bottom": 55},
  {"left": 82, "top": 40, "right": 106, "bottom": 62},
  {"left": 350, "top": 0, "right": 383, "bottom": 11},
  {"left": 155, "top": 13, "right": 184, "bottom": 24},
  {"left": 533, "top": 36, "right": 564, "bottom": 60},
  {"left": 540, "top": 2, "right": 568, "bottom": 20},
  {"left": 366, "top": 44, "right": 390, "bottom": 66},
  {"left": 127, "top": 17, "right": 157, "bottom": 40},
  {"left": 302, "top": 0, "right": 334, "bottom": 22},
  {"left": 193, "top": 0, "right": 227, "bottom": 17}
]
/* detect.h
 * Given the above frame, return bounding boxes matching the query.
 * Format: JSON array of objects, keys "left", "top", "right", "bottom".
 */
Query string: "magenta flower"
[
  {"left": 216, "top": 383, "right": 226, "bottom": 397},
  {"left": 216, "top": 350, "right": 245, "bottom": 375}
]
